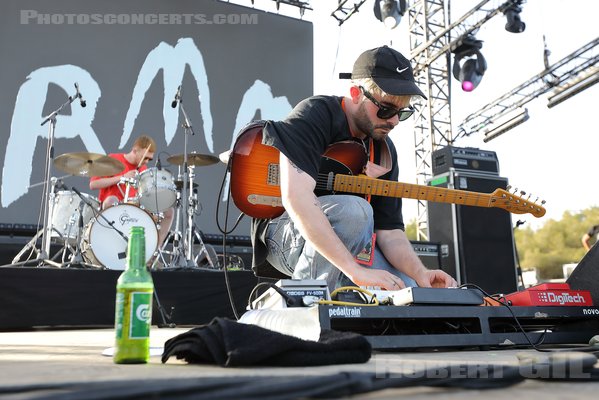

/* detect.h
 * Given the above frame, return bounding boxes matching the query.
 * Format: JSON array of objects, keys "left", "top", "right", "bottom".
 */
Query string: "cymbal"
[
  {"left": 167, "top": 152, "right": 219, "bottom": 167},
  {"left": 174, "top": 180, "right": 199, "bottom": 191},
  {"left": 54, "top": 152, "right": 125, "bottom": 177}
]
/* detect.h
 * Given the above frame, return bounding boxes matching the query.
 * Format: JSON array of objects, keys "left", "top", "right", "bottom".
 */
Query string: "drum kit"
[{"left": 12, "top": 150, "right": 220, "bottom": 271}]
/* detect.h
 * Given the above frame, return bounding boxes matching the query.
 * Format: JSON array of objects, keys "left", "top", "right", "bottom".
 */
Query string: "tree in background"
[{"left": 515, "top": 206, "right": 599, "bottom": 279}]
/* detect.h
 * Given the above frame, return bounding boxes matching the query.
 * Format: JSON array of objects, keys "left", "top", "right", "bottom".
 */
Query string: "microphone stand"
[{"left": 12, "top": 83, "right": 85, "bottom": 268}]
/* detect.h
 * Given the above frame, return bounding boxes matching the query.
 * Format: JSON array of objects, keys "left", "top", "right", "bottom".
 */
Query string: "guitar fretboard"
[{"left": 333, "top": 175, "right": 494, "bottom": 207}]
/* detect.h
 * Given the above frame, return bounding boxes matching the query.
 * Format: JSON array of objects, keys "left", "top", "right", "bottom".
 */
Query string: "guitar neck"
[{"left": 333, "top": 174, "right": 494, "bottom": 208}]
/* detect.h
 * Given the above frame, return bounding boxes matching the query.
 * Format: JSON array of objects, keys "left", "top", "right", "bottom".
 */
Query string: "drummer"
[{"left": 89, "top": 135, "right": 174, "bottom": 252}]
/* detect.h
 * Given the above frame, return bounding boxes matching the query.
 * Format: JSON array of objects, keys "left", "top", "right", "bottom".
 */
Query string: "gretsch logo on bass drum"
[{"left": 119, "top": 212, "right": 139, "bottom": 226}]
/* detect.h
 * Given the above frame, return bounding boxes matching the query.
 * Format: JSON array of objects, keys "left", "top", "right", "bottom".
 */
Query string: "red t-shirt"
[{"left": 90, "top": 153, "right": 147, "bottom": 203}]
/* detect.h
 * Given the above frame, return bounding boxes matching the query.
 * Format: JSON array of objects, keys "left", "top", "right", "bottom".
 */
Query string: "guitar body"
[
  {"left": 229, "top": 122, "right": 367, "bottom": 219},
  {"left": 230, "top": 122, "right": 283, "bottom": 219}
]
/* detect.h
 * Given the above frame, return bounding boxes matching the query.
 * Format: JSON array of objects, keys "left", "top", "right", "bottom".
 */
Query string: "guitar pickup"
[{"left": 248, "top": 194, "right": 283, "bottom": 208}]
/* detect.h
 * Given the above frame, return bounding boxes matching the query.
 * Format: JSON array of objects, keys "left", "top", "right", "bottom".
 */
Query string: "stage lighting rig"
[
  {"left": 373, "top": 0, "right": 406, "bottom": 29},
  {"left": 451, "top": 35, "right": 487, "bottom": 92},
  {"left": 547, "top": 69, "right": 599, "bottom": 109},
  {"left": 503, "top": 0, "right": 526, "bottom": 33},
  {"left": 482, "top": 108, "right": 529, "bottom": 143}
]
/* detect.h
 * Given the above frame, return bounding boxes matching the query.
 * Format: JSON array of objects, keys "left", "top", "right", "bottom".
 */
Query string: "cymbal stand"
[
  {"left": 169, "top": 86, "right": 196, "bottom": 268},
  {"left": 186, "top": 167, "right": 216, "bottom": 269},
  {"left": 12, "top": 84, "right": 84, "bottom": 267}
]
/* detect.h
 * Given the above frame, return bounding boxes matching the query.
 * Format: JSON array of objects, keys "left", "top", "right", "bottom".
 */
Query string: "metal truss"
[
  {"left": 331, "top": 0, "right": 368, "bottom": 25},
  {"left": 407, "top": 0, "right": 452, "bottom": 240},
  {"left": 407, "top": 0, "right": 523, "bottom": 240},
  {"left": 248, "top": 0, "right": 312, "bottom": 16},
  {"left": 456, "top": 37, "right": 599, "bottom": 139}
]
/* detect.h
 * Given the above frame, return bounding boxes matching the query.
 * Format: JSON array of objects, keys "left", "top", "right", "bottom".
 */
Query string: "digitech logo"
[
  {"left": 328, "top": 307, "right": 361, "bottom": 318},
  {"left": 537, "top": 292, "right": 585, "bottom": 305}
]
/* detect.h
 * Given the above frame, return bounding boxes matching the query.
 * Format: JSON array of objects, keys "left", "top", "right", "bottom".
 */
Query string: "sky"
[{"left": 246, "top": 0, "right": 598, "bottom": 230}]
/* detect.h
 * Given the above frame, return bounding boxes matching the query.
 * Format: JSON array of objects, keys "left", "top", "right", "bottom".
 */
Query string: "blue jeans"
[{"left": 264, "top": 195, "right": 417, "bottom": 290}]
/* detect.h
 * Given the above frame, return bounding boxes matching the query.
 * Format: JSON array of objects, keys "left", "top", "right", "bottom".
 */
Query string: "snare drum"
[
  {"left": 50, "top": 190, "right": 100, "bottom": 242},
  {"left": 80, "top": 204, "right": 158, "bottom": 270},
  {"left": 137, "top": 167, "right": 176, "bottom": 213}
]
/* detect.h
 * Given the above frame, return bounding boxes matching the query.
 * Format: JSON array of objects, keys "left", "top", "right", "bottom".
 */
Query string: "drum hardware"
[
  {"left": 174, "top": 180, "right": 198, "bottom": 191},
  {"left": 11, "top": 85, "right": 90, "bottom": 268},
  {"left": 11, "top": 83, "right": 124, "bottom": 268},
  {"left": 153, "top": 86, "right": 218, "bottom": 270},
  {"left": 119, "top": 175, "right": 139, "bottom": 204}
]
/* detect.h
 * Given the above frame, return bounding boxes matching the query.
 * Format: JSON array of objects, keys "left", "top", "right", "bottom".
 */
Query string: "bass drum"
[{"left": 81, "top": 204, "right": 158, "bottom": 270}]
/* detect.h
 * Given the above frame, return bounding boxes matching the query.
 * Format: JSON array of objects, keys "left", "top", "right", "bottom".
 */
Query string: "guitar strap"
[
  {"left": 356, "top": 139, "right": 378, "bottom": 267},
  {"left": 341, "top": 98, "right": 390, "bottom": 266}
]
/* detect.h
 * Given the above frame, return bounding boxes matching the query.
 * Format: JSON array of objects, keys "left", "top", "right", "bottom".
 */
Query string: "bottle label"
[
  {"left": 115, "top": 290, "right": 152, "bottom": 340},
  {"left": 129, "top": 291, "right": 152, "bottom": 339}
]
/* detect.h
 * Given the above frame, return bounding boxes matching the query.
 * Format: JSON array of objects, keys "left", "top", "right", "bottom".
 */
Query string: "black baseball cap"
[{"left": 340, "top": 45, "right": 427, "bottom": 99}]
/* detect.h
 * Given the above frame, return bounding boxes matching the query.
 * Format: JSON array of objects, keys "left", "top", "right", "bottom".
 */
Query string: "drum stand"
[{"left": 12, "top": 85, "right": 84, "bottom": 268}]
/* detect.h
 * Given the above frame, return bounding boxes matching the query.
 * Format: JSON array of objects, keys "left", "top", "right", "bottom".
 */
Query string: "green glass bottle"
[{"left": 113, "top": 226, "right": 154, "bottom": 364}]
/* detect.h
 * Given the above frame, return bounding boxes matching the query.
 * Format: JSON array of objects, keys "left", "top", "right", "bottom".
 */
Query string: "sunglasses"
[{"left": 360, "top": 86, "right": 415, "bottom": 121}]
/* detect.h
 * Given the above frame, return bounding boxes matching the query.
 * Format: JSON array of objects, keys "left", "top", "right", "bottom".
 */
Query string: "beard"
[{"left": 354, "top": 102, "right": 396, "bottom": 141}]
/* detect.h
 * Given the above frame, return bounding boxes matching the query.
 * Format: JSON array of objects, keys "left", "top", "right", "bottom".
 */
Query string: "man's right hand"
[
  {"left": 347, "top": 266, "right": 406, "bottom": 291},
  {"left": 123, "top": 170, "right": 138, "bottom": 179}
]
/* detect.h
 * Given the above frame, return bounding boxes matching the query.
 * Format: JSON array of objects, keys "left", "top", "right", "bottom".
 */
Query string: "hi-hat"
[
  {"left": 54, "top": 152, "right": 125, "bottom": 177},
  {"left": 167, "top": 152, "right": 219, "bottom": 166}
]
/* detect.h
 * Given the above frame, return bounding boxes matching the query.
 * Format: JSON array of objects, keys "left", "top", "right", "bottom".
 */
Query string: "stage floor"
[{"left": 1, "top": 328, "right": 598, "bottom": 399}]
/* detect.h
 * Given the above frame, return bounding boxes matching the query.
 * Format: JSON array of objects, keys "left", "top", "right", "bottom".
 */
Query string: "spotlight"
[
  {"left": 373, "top": 0, "right": 406, "bottom": 29},
  {"left": 503, "top": 1, "right": 526, "bottom": 33},
  {"left": 451, "top": 35, "right": 487, "bottom": 92}
]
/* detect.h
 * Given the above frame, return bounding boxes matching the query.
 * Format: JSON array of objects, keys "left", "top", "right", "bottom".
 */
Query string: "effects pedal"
[
  {"left": 362, "top": 287, "right": 484, "bottom": 306},
  {"left": 251, "top": 279, "right": 330, "bottom": 310}
]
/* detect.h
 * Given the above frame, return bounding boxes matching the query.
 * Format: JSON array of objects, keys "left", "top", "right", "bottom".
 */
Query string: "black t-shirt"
[{"left": 250, "top": 95, "right": 405, "bottom": 275}]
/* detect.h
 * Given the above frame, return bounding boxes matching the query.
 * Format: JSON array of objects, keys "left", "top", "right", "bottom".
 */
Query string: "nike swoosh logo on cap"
[{"left": 396, "top": 66, "right": 409, "bottom": 74}]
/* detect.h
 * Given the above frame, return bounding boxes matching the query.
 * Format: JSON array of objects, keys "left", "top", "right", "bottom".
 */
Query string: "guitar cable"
[
  {"left": 461, "top": 283, "right": 599, "bottom": 354},
  {"left": 214, "top": 157, "right": 245, "bottom": 320}
]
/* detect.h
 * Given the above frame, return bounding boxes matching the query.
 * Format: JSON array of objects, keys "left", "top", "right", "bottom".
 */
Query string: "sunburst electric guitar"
[{"left": 229, "top": 123, "right": 546, "bottom": 219}]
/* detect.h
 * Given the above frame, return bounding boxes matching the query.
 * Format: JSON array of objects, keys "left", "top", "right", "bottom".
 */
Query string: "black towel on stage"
[{"left": 161, "top": 317, "right": 371, "bottom": 367}]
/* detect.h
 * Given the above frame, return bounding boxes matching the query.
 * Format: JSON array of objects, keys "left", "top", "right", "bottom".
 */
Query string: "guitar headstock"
[{"left": 490, "top": 188, "right": 546, "bottom": 218}]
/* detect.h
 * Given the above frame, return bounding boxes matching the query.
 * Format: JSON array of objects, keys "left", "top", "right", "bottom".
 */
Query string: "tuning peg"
[
  {"left": 512, "top": 187, "right": 519, "bottom": 194},
  {"left": 520, "top": 190, "right": 526, "bottom": 196},
  {"left": 506, "top": 185, "right": 512, "bottom": 191}
]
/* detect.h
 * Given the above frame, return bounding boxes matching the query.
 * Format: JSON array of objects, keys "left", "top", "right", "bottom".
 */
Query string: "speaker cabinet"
[
  {"left": 567, "top": 241, "right": 599, "bottom": 305},
  {"left": 427, "top": 170, "right": 518, "bottom": 294}
]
